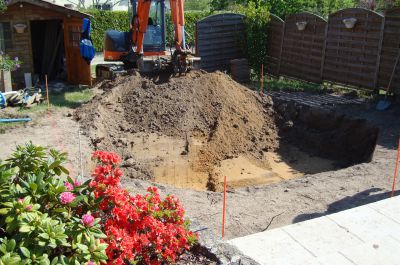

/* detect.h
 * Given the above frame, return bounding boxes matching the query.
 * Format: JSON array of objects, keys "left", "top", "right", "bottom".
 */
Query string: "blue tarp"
[{"left": 80, "top": 18, "right": 96, "bottom": 64}]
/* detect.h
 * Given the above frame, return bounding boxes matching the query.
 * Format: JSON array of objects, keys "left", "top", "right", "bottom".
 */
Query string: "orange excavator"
[{"left": 96, "top": 0, "right": 200, "bottom": 77}]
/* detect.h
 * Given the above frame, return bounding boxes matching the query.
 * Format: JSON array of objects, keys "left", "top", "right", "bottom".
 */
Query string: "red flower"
[{"left": 90, "top": 150, "right": 196, "bottom": 264}]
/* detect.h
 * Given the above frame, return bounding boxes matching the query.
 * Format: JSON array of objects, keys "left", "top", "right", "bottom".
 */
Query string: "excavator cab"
[{"left": 99, "top": 0, "right": 200, "bottom": 77}]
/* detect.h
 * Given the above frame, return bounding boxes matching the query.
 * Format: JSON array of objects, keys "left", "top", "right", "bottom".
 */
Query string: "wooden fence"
[
  {"left": 266, "top": 7, "right": 400, "bottom": 93},
  {"left": 196, "top": 13, "right": 245, "bottom": 72}
]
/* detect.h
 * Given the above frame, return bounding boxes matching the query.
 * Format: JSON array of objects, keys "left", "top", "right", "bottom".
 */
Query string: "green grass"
[
  {"left": 17, "top": 87, "right": 94, "bottom": 114},
  {"left": 250, "top": 75, "right": 374, "bottom": 99},
  {"left": 1, "top": 87, "right": 94, "bottom": 133},
  {"left": 250, "top": 76, "right": 327, "bottom": 93}
]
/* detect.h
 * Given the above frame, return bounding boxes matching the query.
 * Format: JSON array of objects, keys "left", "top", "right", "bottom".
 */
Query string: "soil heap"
[{"left": 76, "top": 71, "right": 279, "bottom": 190}]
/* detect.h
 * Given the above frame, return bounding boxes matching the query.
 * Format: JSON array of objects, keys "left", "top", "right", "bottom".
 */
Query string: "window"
[{"left": 0, "top": 22, "right": 13, "bottom": 52}]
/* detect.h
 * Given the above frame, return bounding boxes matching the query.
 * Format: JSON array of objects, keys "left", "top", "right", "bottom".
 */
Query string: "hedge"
[{"left": 85, "top": 10, "right": 210, "bottom": 52}]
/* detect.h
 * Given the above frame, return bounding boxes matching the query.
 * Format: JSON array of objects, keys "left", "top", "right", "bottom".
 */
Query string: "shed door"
[{"left": 64, "top": 19, "right": 91, "bottom": 85}]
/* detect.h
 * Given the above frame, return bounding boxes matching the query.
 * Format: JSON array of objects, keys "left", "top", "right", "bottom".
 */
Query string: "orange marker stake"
[
  {"left": 45, "top": 75, "right": 50, "bottom": 112},
  {"left": 391, "top": 137, "right": 400, "bottom": 197},
  {"left": 222, "top": 175, "right": 227, "bottom": 239}
]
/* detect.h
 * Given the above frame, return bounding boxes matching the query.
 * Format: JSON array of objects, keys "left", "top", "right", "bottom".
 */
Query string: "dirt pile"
[{"left": 76, "top": 71, "right": 279, "bottom": 189}]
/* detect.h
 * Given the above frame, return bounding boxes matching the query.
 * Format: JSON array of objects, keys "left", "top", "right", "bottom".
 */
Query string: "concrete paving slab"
[
  {"left": 339, "top": 236, "right": 400, "bottom": 265},
  {"left": 368, "top": 196, "right": 400, "bottom": 224},
  {"left": 316, "top": 253, "right": 354, "bottom": 265},
  {"left": 229, "top": 228, "right": 317, "bottom": 265},
  {"left": 282, "top": 216, "right": 364, "bottom": 257},
  {"left": 229, "top": 196, "right": 400, "bottom": 265},
  {"left": 327, "top": 204, "right": 400, "bottom": 242}
]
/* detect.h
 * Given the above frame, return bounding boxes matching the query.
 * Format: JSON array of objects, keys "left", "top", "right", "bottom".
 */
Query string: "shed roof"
[{"left": 7, "top": 0, "right": 92, "bottom": 18}]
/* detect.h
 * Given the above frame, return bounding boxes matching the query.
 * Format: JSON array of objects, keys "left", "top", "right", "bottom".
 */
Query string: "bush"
[
  {"left": 0, "top": 145, "right": 197, "bottom": 265},
  {"left": 234, "top": 1, "right": 270, "bottom": 78},
  {"left": 0, "top": 143, "right": 108, "bottom": 264},
  {"left": 89, "top": 151, "right": 197, "bottom": 264},
  {"left": 85, "top": 10, "right": 130, "bottom": 52},
  {"left": 165, "top": 11, "right": 210, "bottom": 48},
  {"left": 85, "top": 10, "right": 209, "bottom": 52}
]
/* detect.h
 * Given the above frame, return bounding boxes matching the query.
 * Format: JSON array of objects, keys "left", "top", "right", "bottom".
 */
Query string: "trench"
[{"left": 127, "top": 99, "right": 379, "bottom": 192}]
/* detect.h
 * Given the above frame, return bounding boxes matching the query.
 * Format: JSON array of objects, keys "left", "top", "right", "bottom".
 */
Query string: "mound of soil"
[{"left": 75, "top": 71, "right": 279, "bottom": 187}]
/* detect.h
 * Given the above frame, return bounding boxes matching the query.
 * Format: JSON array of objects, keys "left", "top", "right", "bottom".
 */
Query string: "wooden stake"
[
  {"left": 391, "top": 137, "right": 400, "bottom": 197},
  {"left": 222, "top": 175, "right": 227, "bottom": 239},
  {"left": 45, "top": 75, "right": 50, "bottom": 112}
]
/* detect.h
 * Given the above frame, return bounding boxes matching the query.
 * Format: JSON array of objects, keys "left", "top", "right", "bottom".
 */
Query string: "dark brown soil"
[{"left": 75, "top": 71, "right": 279, "bottom": 184}]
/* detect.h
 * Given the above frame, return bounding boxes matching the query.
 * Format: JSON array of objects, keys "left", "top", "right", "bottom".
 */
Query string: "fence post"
[
  {"left": 374, "top": 14, "right": 386, "bottom": 92},
  {"left": 320, "top": 17, "right": 329, "bottom": 83},
  {"left": 277, "top": 21, "right": 285, "bottom": 76}
]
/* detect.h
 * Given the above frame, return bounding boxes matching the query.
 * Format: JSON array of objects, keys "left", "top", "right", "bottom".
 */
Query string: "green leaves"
[{"left": 0, "top": 143, "right": 108, "bottom": 264}]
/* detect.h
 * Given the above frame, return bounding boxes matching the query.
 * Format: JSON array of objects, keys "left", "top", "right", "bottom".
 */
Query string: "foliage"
[
  {"left": 0, "top": 143, "right": 108, "bottom": 264},
  {"left": 234, "top": 1, "right": 270, "bottom": 78},
  {"left": 84, "top": 10, "right": 130, "bottom": 52},
  {"left": 0, "top": 1, "right": 23, "bottom": 72},
  {"left": 89, "top": 151, "right": 197, "bottom": 264},
  {"left": 185, "top": 0, "right": 211, "bottom": 11},
  {"left": 0, "top": 0, "right": 5, "bottom": 12},
  {"left": 210, "top": 0, "right": 357, "bottom": 17},
  {"left": 165, "top": 11, "right": 210, "bottom": 48},
  {"left": 0, "top": 54, "right": 22, "bottom": 72},
  {"left": 85, "top": 10, "right": 209, "bottom": 52}
]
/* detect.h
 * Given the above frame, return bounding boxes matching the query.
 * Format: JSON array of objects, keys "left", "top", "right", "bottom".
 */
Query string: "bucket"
[{"left": 24, "top": 73, "right": 32, "bottom": 88}]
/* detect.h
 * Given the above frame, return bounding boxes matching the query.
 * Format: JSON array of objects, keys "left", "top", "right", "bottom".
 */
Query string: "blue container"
[{"left": 0, "top": 93, "right": 5, "bottom": 108}]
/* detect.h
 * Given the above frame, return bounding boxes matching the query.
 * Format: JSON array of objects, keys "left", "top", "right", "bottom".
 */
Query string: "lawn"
[{"left": 0, "top": 87, "right": 95, "bottom": 133}]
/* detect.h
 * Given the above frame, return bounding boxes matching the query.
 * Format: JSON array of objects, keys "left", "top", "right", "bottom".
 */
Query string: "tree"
[{"left": 186, "top": 0, "right": 211, "bottom": 11}]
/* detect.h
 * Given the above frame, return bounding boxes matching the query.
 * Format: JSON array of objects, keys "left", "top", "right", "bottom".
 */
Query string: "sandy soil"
[{"left": 1, "top": 78, "right": 399, "bottom": 244}]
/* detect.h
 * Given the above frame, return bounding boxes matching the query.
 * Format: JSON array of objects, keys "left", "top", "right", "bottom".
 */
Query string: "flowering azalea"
[
  {"left": 89, "top": 150, "right": 198, "bottom": 264},
  {"left": 64, "top": 181, "right": 74, "bottom": 191},
  {"left": 59, "top": 192, "right": 76, "bottom": 205},
  {"left": 82, "top": 213, "right": 95, "bottom": 227}
]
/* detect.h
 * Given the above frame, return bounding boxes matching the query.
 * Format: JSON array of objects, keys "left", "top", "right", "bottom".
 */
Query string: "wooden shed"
[{"left": 0, "top": 0, "right": 92, "bottom": 89}]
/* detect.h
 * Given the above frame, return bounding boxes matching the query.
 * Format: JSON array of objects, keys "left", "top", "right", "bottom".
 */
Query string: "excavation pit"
[{"left": 76, "top": 72, "right": 379, "bottom": 192}]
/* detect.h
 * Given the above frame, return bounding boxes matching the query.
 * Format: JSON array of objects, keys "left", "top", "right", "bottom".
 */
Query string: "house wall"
[{"left": 0, "top": 3, "right": 84, "bottom": 88}]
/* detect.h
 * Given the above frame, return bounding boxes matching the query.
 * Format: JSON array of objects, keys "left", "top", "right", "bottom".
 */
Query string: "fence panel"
[
  {"left": 378, "top": 8, "right": 400, "bottom": 94},
  {"left": 323, "top": 8, "right": 384, "bottom": 90},
  {"left": 266, "top": 14, "right": 285, "bottom": 76},
  {"left": 279, "top": 12, "right": 327, "bottom": 83},
  {"left": 196, "top": 13, "right": 245, "bottom": 72}
]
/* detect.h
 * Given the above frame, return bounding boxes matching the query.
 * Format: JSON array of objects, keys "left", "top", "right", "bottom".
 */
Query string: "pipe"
[{"left": 0, "top": 118, "right": 32, "bottom": 123}]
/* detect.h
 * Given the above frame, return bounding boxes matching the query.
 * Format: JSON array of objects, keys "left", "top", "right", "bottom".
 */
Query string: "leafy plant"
[
  {"left": 89, "top": 151, "right": 198, "bottom": 264},
  {"left": 0, "top": 52, "right": 22, "bottom": 72},
  {"left": 84, "top": 10, "right": 210, "bottom": 52},
  {"left": 0, "top": 0, "right": 6, "bottom": 13},
  {"left": 234, "top": 1, "right": 270, "bottom": 78},
  {"left": 0, "top": 142, "right": 108, "bottom": 265}
]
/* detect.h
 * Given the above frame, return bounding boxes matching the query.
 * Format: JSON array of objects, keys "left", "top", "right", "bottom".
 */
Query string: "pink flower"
[
  {"left": 87, "top": 262, "right": 95, "bottom": 265},
  {"left": 17, "top": 198, "right": 24, "bottom": 204},
  {"left": 74, "top": 180, "right": 81, "bottom": 187},
  {"left": 25, "top": 205, "right": 32, "bottom": 211},
  {"left": 64, "top": 182, "right": 74, "bottom": 190},
  {"left": 81, "top": 214, "right": 95, "bottom": 227},
  {"left": 59, "top": 192, "right": 76, "bottom": 205}
]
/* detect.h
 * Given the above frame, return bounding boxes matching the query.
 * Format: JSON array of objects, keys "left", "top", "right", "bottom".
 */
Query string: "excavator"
[{"left": 96, "top": 0, "right": 200, "bottom": 78}]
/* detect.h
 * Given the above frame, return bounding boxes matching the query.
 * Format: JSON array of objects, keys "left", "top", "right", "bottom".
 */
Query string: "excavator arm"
[{"left": 131, "top": 0, "right": 186, "bottom": 54}]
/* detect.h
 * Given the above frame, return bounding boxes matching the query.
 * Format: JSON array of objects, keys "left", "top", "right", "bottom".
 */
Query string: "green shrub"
[
  {"left": 85, "top": 10, "right": 209, "bottom": 52},
  {"left": 0, "top": 0, "right": 6, "bottom": 12},
  {"left": 165, "top": 11, "right": 210, "bottom": 48},
  {"left": 0, "top": 143, "right": 108, "bottom": 265},
  {"left": 234, "top": 1, "right": 270, "bottom": 78},
  {"left": 85, "top": 10, "right": 130, "bottom": 52}
]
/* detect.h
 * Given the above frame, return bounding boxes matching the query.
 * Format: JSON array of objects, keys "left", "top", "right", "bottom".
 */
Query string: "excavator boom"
[{"left": 98, "top": 0, "right": 200, "bottom": 77}]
